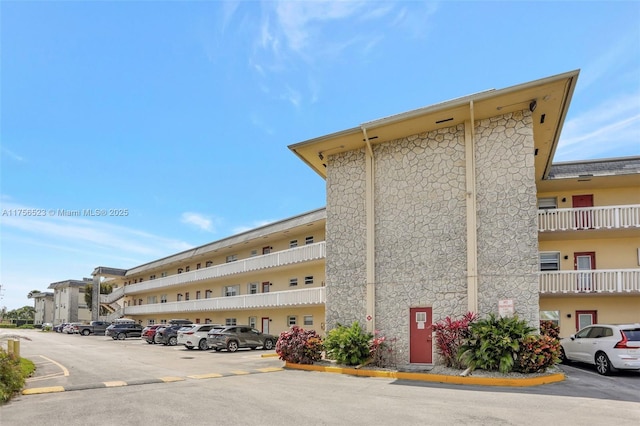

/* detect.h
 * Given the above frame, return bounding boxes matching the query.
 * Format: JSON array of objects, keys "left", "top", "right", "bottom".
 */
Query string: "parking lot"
[{"left": 1, "top": 329, "right": 639, "bottom": 425}]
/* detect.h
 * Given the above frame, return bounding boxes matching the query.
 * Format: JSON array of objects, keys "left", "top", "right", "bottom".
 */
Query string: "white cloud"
[
  {"left": 232, "top": 219, "right": 276, "bottom": 235},
  {"left": 555, "top": 92, "right": 640, "bottom": 161},
  {"left": 0, "top": 147, "right": 25, "bottom": 162},
  {"left": 180, "top": 212, "right": 215, "bottom": 232}
]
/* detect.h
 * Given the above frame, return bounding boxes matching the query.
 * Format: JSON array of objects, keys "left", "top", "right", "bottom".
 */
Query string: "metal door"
[
  {"left": 575, "top": 252, "right": 595, "bottom": 292},
  {"left": 409, "top": 307, "right": 433, "bottom": 364},
  {"left": 262, "top": 317, "right": 270, "bottom": 334}
]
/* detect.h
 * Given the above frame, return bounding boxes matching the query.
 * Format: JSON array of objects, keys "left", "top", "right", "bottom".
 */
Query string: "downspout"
[
  {"left": 465, "top": 102, "right": 479, "bottom": 314},
  {"left": 361, "top": 126, "right": 376, "bottom": 334}
]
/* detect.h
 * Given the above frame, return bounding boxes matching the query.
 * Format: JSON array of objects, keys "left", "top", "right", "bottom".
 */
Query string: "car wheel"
[
  {"left": 595, "top": 352, "right": 614, "bottom": 375},
  {"left": 262, "top": 339, "right": 274, "bottom": 350},
  {"left": 154, "top": 335, "right": 161, "bottom": 344},
  {"left": 117, "top": 333, "right": 126, "bottom": 340},
  {"left": 227, "top": 340, "right": 239, "bottom": 352},
  {"left": 198, "top": 339, "right": 208, "bottom": 351},
  {"left": 81, "top": 329, "right": 90, "bottom": 336},
  {"left": 559, "top": 347, "right": 570, "bottom": 364},
  {"left": 169, "top": 336, "right": 177, "bottom": 346}
]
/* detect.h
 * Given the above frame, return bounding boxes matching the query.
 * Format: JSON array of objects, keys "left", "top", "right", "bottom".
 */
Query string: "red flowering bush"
[
  {"left": 432, "top": 312, "right": 477, "bottom": 368},
  {"left": 276, "top": 326, "right": 323, "bottom": 364},
  {"left": 369, "top": 331, "right": 397, "bottom": 368},
  {"left": 540, "top": 320, "right": 560, "bottom": 339},
  {"left": 514, "top": 334, "right": 561, "bottom": 373}
]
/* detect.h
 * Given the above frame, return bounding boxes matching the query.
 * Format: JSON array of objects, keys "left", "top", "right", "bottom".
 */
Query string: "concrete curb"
[{"left": 284, "top": 362, "right": 565, "bottom": 387}]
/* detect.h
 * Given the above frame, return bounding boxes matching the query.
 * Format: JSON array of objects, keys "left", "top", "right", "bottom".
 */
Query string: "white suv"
[
  {"left": 560, "top": 323, "right": 640, "bottom": 375},
  {"left": 177, "top": 324, "right": 223, "bottom": 350}
]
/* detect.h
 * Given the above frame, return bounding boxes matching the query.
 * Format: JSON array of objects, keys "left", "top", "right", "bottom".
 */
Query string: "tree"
[
  {"left": 5, "top": 306, "right": 35, "bottom": 321},
  {"left": 84, "top": 282, "right": 114, "bottom": 314}
]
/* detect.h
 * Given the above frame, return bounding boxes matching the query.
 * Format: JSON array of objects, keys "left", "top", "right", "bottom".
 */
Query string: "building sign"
[{"left": 498, "top": 299, "right": 514, "bottom": 318}]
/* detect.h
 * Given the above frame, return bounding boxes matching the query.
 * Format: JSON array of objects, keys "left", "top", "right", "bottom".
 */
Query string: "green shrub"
[
  {"left": 459, "top": 314, "right": 535, "bottom": 373},
  {"left": 0, "top": 324, "right": 17, "bottom": 329},
  {"left": 514, "top": 334, "right": 561, "bottom": 373},
  {"left": 18, "top": 324, "right": 35, "bottom": 329},
  {"left": 276, "top": 326, "right": 324, "bottom": 364},
  {"left": 324, "top": 322, "right": 372, "bottom": 366},
  {"left": 0, "top": 349, "right": 25, "bottom": 403}
]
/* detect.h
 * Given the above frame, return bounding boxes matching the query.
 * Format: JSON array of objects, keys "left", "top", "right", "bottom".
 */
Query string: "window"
[
  {"left": 288, "top": 316, "right": 297, "bottom": 326},
  {"left": 195, "top": 318, "right": 200, "bottom": 324},
  {"left": 304, "top": 276, "right": 314, "bottom": 285},
  {"left": 185, "top": 266, "right": 190, "bottom": 272},
  {"left": 161, "top": 294, "right": 167, "bottom": 303},
  {"left": 196, "top": 263, "right": 201, "bottom": 270},
  {"left": 177, "top": 293, "right": 183, "bottom": 301},
  {"left": 289, "top": 278, "right": 298, "bottom": 287},
  {"left": 250, "top": 249, "right": 258, "bottom": 257},
  {"left": 205, "top": 318, "right": 211, "bottom": 324},
  {"left": 304, "top": 315, "right": 313, "bottom": 326},
  {"left": 538, "top": 197, "right": 558, "bottom": 209},
  {"left": 178, "top": 268, "right": 183, "bottom": 274},
  {"left": 224, "top": 285, "right": 239, "bottom": 297},
  {"left": 149, "top": 319, "right": 156, "bottom": 325},
  {"left": 226, "top": 254, "right": 238, "bottom": 263},
  {"left": 248, "top": 316, "right": 257, "bottom": 328},
  {"left": 149, "top": 275, "right": 156, "bottom": 280},
  {"left": 206, "top": 261, "right": 213, "bottom": 267},
  {"left": 139, "top": 278, "right": 143, "bottom": 282},
  {"left": 540, "top": 310, "right": 560, "bottom": 326},
  {"left": 134, "top": 279, "right": 138, "bottom": 283},
  {"left": 138, "top": 299, "right": 142, "bottom": 305},
  {"left": 196, "top": 291, "right": 201, "bottom": 300},
  {"left": 263, "top": 246, "right": 272, "bottom": 254},
  {"left": 147, "top": 296, "right": 157, "bottom": 304},
  {"left": 248, "top": 283, "right": 258, "bottom": 294},
  {"left": 540, "top": 252, "right": 560, "bottom": 271},
  {"left": 225, "top": 318, "right": 237, "bottom": 326},
  {"left": 185, "top": 292, "right": 190, "bottom": 301},
  {"left": 289, "top": 239, "right": 298, "bottom": 248},
  {"left": 205, "top": 290, "right": 212, "bottom": 298},
  {"left": 305, "top": 236, "right": 314, "bottom": 245},
  {"left": 161, "top": 272, "right": 167, "bottom": 278}
]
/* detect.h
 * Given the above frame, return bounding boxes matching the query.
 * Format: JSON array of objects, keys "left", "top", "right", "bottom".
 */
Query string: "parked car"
[
  {"left": 63, "top": 323, "right": 81, "bottom": 334},
  {"left": 142, "top": 324, "right": 166, "bottom": 344},
  {"left": 106, "top": 322, "right": 144, "bottom": 340},
  {"left": 560, "top": 323, "right": 640, "bottom": 375},
  {"left": 206, "top": 326, "right": 277, "bottom": 352},
  {"left": 178, "top": 324, "right": 224, "bottom": 350},
  {"left": 77, "top": 321, "right": 112, "bottom": 336},
  {"left": 156, "top": 322, "right": 193, "bottom": 346},
  {"left": 54, "top": 323, "right": 68, "bottom": 333}
]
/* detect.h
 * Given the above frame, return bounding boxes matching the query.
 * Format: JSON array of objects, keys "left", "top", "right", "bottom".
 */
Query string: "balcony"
[
  {"left": 123, "top": 286, "right": 326, "bottom": 315},
  {"left": 538, "top": 205, "right": 640, "bottom": 232},
  {"left": 101, "top": 242, "right": 326, "bottom": 300},
  {"left": 539, "top": 269, "right": 640, "bottom": 295}
]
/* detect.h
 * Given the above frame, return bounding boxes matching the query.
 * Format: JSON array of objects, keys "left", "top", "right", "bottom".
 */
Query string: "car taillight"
[
  {"left": 614, "top": 331, "right": 629, "bottom": 349},
  {"left": 185, "top": 332, "right": 194, "bottom": 335}
]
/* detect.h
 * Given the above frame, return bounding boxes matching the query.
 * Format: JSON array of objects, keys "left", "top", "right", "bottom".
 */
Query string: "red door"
[
  {"left": 262, "top": 282, "right": 270, "bottom": 293},
  {"left": 575, "top": 310, "right": 597, "bottom": 332},
  {"left": 572, "top": 195, "right": 594, "bottom": 229},
  {"left": 409, "top": 307, "right": 433, "bottom": 363}
]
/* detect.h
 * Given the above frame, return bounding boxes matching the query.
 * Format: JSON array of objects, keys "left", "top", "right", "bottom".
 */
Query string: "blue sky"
[{"left": 1, "top": 1, "right": 639, "bottom": 312}]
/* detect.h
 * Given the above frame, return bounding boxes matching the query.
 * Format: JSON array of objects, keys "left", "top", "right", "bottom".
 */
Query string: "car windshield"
[{"left": 179, "top": 326, "right": 195, "bottom": 331}]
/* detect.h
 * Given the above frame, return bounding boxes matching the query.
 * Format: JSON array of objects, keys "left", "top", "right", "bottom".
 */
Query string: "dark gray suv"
[{"left": 207, "top": 326, "right": 277, "bottom": 352}]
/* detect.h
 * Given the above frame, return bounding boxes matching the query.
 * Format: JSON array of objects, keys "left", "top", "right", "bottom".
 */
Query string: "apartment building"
[
  {"left": 47, "top": 279, "right": 92, "bottom": 325},
  {"left": 538, "top": 157, "right": 640, "bottom": 337},
  {"left": 29, "top": 291, "right": 54, "bottom": 326},
  {"left": 94, "top": 208, "right": 326, "bottom": 336}
]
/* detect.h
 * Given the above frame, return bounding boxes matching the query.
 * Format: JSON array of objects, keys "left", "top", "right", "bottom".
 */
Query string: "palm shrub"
[
  {"left": 276, "top": 326, "right": 323, "bottom": 364},
  {"left": 324, "top": 322, "right": 372, "bottom": 366},
  {"left": 458, "top": 314, "right": 535, "bottom": 373},
  {"left": 433, "top": 312, "right": 477, "bottom": 368}
]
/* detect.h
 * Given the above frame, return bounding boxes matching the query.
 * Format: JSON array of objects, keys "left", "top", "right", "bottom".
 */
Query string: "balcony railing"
[
  {"left": 539, "top": 269, "right": 640, "bottom": 294},
  {"left": 100, "top": 286, "right": 125, "bottom": 304},
  {"left": 123, "top": 286, "right": 326, "bottom": 315},
  {"left": 100, "top": 242, "right": 326, "bottom": 300},
  {"left": 538, "top": 205, "right": 640, "bottom": 232}
]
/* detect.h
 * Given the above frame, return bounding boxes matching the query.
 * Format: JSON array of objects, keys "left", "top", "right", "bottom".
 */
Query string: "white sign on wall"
[{"left": 498, "top": 299, "right": 514, "bottom": 318}]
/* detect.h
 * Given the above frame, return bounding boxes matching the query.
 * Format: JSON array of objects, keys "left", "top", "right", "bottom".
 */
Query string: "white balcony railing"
[
  {"left": 538, "top": 205, "right": 640, "bottom": 232},
  {"left": 123, "top": 286, "right": 326, "bottom": 315},
  {"left": 100, "top": 242, "right": 326, "bottom": 302},
  {"left": 539, "top": 269, "right": 640, "bottom": 294}
]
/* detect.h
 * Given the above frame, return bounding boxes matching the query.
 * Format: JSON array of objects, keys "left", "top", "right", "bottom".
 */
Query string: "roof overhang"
[{"left": 289, "top": 70, "right": 580, "bottom": 183}]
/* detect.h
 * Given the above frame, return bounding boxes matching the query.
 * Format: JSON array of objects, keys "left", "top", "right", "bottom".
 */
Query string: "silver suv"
[
  {"left": 207, "top": 326, "right": 277, "bottom": 352},
  {"left": 177, "top": 324, "right": 223, "bottom": 350}
]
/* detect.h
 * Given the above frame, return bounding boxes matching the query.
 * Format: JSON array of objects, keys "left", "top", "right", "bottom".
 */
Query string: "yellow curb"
[
  {"left": 188, "top": 373, "right": 224, "bottom": 379},
  {"left": 22, "top": 386, "right": 65, "bottom": 395},
  {"left": 104, "top": 381, "right": 127, "bottom": 387},
  {"left": 256, "top": 367, "right": 284, "bottom": 373},
  {"left": 261, "top": 353, "right": 280, "bottom": 358},
  {"left": 284, "top": 362, "right": 565, "bottom": 387},
  {"left": 230, "top": 370, "right": 250, "bottom": 375},
  {"left": 160, "top": 376, "right": 185, "bottom": 383}
]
